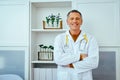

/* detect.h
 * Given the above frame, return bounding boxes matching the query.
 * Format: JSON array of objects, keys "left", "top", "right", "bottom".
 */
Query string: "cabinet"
[
  {"left": 30, "top": 0, "right": 72, "bottom": 80},
  {"left": 0, "top": 0, "right": 29, "bottom": 46},
  {"left": 0, "top": 47, "right": 29, "bottom": 80},
  {"left": 0, "top": 1, "right": 29, "bottom": 80},
  {"left": 72, "top": 0, "right": 120, "bottom": 46}
]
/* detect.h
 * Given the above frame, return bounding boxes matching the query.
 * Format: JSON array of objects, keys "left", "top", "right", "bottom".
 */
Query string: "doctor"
[{"left": 54, "top": 10, "right": 99, "bottom": 80}]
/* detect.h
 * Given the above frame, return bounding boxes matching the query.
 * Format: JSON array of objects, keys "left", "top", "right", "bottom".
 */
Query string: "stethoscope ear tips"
[{"left": 83, "top": 34, "right": 88, "bottom": 43}]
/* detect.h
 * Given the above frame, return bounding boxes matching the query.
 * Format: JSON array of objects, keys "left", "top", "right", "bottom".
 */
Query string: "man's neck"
[
  {"left": 69, "top": 30, "right": 81, "bottom": 35},
  {"left": 69, "top": 30, "right": 81, "bottom": 42}
]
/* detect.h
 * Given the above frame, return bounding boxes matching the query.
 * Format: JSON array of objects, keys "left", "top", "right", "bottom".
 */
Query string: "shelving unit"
[
  {"left": 30, "top": 0, "right": 72, "bottom": 80},
  {"left": 30, "top": 0, "right": 72, "bottom": 62}
]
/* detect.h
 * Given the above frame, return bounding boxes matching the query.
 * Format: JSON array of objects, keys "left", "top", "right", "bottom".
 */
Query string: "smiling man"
[{"left": 54, "top": 10, "right": 99, "bottom": 80}]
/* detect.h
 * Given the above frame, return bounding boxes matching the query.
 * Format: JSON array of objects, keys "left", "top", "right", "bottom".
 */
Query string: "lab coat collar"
[{"left": 66, "top": 30, "right": 86, "bottom": 43}]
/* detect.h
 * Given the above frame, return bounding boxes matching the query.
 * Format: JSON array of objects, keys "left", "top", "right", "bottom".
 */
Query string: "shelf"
[
  {"left": 30, "top": 1, "right": 71, "bottom": 80},
  {"left": 31, "top": 0, "right": 71, "bottom": 7},
  {"left": 32, "top": 60, "right": 55, "bottom": 64},
  {"left": 30, "top": 1, "right": 71, "bottom": 65},
  {"left": 30, "top": 0, "right": 72, "bottom": 3},
  {"left": 31, "top": 29, "right": 67, "bottom": 32},
  {"left": 30, "top": 1, "right": 71, "bottom": 78}
]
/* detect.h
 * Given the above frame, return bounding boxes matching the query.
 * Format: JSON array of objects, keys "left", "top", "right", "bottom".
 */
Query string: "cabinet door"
[
  {"left": 0, "top": 46, "right": 29, "bottom": 80},
  {"left": 0, "top": 1, "right": 29, "bottom": 46},
  {"left": 72, "top": 1, "right": 120, "bottom": 46}
]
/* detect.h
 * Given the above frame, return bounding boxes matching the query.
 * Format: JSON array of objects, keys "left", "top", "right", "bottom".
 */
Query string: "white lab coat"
[{"left": 54, "top": 30, "right": 99, "bottom": 80}]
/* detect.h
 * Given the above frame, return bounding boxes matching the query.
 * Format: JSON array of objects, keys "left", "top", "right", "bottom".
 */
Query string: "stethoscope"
[
  {"left": 79, "top": 34, "right": 88, "bottom": 51},
  {"left": 64, "top": 34, "right": 88, "bottom": 51}
]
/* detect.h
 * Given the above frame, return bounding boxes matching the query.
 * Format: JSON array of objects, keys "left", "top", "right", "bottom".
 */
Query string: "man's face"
[{"left": 67, "top": 12, "right": 82, "bottom": 31}]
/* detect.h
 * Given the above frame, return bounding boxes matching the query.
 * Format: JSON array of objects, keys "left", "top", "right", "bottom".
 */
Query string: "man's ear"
[{"left": 80, "top": 19, "right": 83, "bottom": 25}]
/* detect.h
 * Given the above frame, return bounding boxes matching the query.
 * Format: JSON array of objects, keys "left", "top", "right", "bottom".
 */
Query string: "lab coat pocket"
[{"left": 57, "top": 71, "right": 70, "bottom": 80}]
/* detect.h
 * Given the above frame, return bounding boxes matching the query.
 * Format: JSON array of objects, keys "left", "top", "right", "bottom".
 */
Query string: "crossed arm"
[
  {"left": 54, "top": 35, "right": 99, "bottom": 72},
  {"left": 68, "top": 53, "right": 88, "bottom": 68}
]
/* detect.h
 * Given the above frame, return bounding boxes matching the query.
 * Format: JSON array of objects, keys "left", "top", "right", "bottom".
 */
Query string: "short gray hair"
[{"left": 67, "top": 10, "right": 82, "bottom": 18}]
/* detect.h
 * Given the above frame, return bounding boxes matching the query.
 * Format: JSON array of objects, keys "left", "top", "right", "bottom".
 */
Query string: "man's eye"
[
  {"left": 69, "top": 18, "right": 80, "bottom": 20},
  {"left": 70, "top": 18, "right": 74, "bottom": 20},
  {"left": 76, "top": 18, "right": 80, "bottom": 20}
]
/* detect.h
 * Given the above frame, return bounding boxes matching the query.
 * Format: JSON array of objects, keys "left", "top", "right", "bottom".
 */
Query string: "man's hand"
[
  {"left": 63, "top": 54, "right": 88, "bottom": 68},
  {"left": 62, "top": 64, "right": 74, "bottom": 68},
  {"left": 68, "top": 63, "right": 74, "bottom": 68},
  {"left": 80, "top": 53, "right": 88, "bottom": 60}
]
